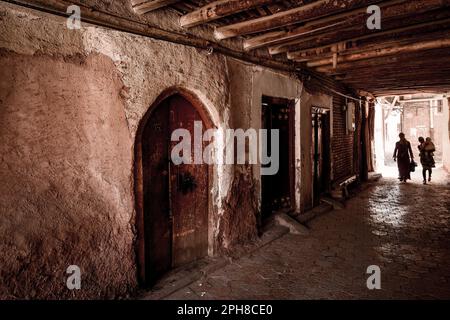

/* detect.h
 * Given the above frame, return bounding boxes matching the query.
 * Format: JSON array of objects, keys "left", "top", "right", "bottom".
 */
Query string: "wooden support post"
[{"left": 331, "top": 45, "right": 338, "bottom": 69}]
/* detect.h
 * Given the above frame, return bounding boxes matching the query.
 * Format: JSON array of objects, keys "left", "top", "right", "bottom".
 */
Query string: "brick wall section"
[
  {"left": 304, "top": 75, "right": 361, "bottom": 183},
  {"left": 332, "top": 94, "right": 357, "bottom": 182}
]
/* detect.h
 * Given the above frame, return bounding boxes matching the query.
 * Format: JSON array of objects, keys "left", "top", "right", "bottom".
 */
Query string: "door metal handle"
[{"left": 178, "top": 172, "right": 197, "bottom": 194}]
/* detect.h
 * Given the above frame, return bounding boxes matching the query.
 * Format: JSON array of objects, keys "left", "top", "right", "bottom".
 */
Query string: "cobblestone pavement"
[{"left": 165, "top": 167, "right": 450, "bottom": 300}]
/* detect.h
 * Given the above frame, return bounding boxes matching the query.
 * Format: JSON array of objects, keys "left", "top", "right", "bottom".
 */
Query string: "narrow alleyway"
[{"left": 166, "top": 168, "right": 450, "bottom": 300}]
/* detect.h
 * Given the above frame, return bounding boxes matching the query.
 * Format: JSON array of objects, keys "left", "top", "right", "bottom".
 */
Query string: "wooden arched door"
[{"left": 140, "top": 94, "right": 209, "bottom": 286}]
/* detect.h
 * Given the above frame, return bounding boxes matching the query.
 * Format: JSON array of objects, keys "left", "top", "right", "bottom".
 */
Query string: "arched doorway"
[{"left": 135, "top": 90, "right": 211, "bottom": 287}]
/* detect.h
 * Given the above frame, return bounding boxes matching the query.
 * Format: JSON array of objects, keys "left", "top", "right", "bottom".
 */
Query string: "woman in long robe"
[
  {"left": 418, "top": 136, "right": 435, "bottom": 184},
  {"left": 393, "top": 133, "right": 414, "bottom": 182}
]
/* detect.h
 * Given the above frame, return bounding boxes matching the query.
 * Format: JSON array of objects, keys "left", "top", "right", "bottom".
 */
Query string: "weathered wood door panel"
[
  {"left": 312, "top": 109, "right": 331, "bottom": 206},
  {"left": 261, "top": 96, "right": 295, "bottom": 219},
  {"left": 141, "top": 94, "right": 208, "bottom": 285},
  {"left": 169, "top": 95, "right": 208, "bottom": 268},
  {"left": 142, "top": 99, "right": 171, "bottom": 285}
]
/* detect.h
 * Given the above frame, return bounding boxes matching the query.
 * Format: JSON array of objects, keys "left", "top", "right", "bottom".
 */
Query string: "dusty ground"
[{"left": 163, "top": 167, "right": 450, "bottom": 300}]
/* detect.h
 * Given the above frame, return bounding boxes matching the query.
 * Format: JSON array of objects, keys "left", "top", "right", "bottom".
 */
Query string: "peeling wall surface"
[
  {"left": 224, "top": 58, "right": 303, "bottom": 242},
  {"left": 0, "top": 3, "right": 304, "bottom": 299}
]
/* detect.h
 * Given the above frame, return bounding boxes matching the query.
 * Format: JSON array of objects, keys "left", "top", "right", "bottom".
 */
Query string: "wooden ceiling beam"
[
  {"left": 214, "top": 0, "right": 384, "bottom": 40},
  {"left": 304, "top": 38, "right": 450, "bottom": 68},
  {"left": 132, "top": 0, "right": 180, "bottom": 15},
  {"left": 334, "top": 72, "right": 450, "bottom": 82},
  {"left": 292, "top": 33, "right": 436, "bottom": 63},
  {"left": 315, "top": 48, "right": 450, "bottom": 73},
  {"left": 243, "top": 16, "right": 348, "bottom": 51},
  {"left": 317, "top": 61, "right": 450, "bottom": 75},
  {"left": 342, "top": 76, "right": 450, "bottom": 88},
  {"left": 288, "top": 19, "right": 450, "bottom": 61},
  {"left": 399, "top": 96, "right": 444, "bottom": 102},
  {"left": 243, "top": 0, "right": 404, "bottom": 51},
  {"left": 269, "top": 0, "right": 450, "bottom": 55},
  {"left": 180, "top": 0, "right": 278, "bottom": 28}
]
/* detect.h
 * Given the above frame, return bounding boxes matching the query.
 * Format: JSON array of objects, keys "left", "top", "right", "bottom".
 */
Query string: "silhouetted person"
[
  {"left": 418, "top": 136, "right": 436, "bottom": 184},
  {"left": 393, "top": 133, "right": 414, "bottom": 183}
]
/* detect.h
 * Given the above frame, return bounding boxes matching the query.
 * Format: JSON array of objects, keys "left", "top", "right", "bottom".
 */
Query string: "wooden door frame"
[
  {"left": 311, "top": 107, "right": 331, "bottom": 206},
  {"left": 134, "top": 87, "right": 214, "bottom": 287},
  {"left": 360, "top": 102, "right": 369, "bottom": 181},
  {"left": 261, "top": 96, "right": 296, "bottom": 213},
  {"left": 288, "top": 100, "right": 296, "bottom": 212}
]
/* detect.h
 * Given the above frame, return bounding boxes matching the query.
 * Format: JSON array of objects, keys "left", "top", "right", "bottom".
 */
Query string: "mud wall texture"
[
  {"left": 217, "top": 58, "right": 303, "bottom": 249},
  {"left": 225, "top": 58, "right": 303, "bottom": 226},
  {"left": 0, "top": 2, "right": 303, "bottom": 298},
  {"left": 0, "top": 51, "right": 135, "bottom": 299}
]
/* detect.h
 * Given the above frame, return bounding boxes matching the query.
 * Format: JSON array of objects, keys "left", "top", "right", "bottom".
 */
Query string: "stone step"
[
  {"left": 273, "top": 212, "right": 309, "bottom": 235},
  {"left": 295, "top": 202, "right": 333, "bottom": 224}
]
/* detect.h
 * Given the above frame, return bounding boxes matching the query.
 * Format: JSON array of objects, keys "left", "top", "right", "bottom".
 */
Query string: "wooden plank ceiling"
[{"left": 131, "top": 0, "right": 450, "bottom": 97}]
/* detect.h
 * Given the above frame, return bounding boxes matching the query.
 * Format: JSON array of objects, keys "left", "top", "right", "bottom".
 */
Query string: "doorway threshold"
[
  {"left": 137, "top": 224, "right": 291, "bottom": 300},
  {"left": 295, "top": 202, "right": 334, "bottom": 224},
  {"left": 138, "top": 256, "right": 228, "bottom": 300}
]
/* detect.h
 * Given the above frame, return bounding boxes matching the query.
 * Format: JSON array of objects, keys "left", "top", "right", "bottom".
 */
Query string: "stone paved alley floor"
[{"left": 165, "top": 167, "right": 450, "bottom": 300}]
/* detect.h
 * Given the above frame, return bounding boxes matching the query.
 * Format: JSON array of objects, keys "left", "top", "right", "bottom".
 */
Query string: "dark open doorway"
[
  {"left": 135, "top": 90, "right": 210, "bottom": 287},
  {"left": 261, "top": 96, "right": 295, "bottom": 221},
  {"left": 312, "top": 107, "right": 331, "bottom": 207}
]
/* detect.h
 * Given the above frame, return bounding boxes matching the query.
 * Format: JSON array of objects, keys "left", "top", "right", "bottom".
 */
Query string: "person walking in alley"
[
  {"left": 393, "top": 133, "right": 414, "bottom": 183},
  {"left": 418, "top": 136, "right": 436, "bottom": 184}
]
